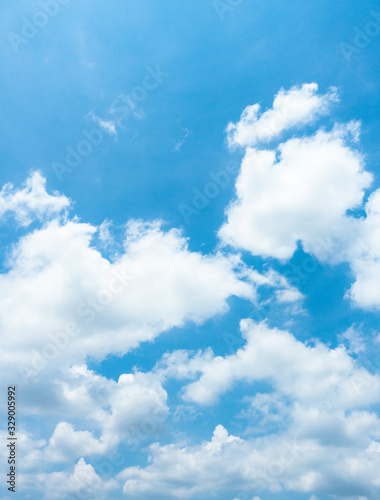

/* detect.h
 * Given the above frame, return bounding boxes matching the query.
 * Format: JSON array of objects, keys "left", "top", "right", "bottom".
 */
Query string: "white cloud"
[
  {"left": 221, "top": 84, "right": 380, "bottom": 310},
  {"left": 2, "top": 364, "right": 168, "bottom": 475},
  {"left": 0, "top": 217, "right": 254, "bottom": 385},
  {"left": 89, "top": 110, "right": 118, "bottom": 136},
  {"left": 57, "top": 366, "right": 169, "bottom": 449},
  {"left": 117, "top": 321, "right": 380, "bottom": 499},
  {"left": 0, "top": 429, "right": 46, "bottom": 472},
  {"left": 226, "top": 83, "right": 337, "bottom": 148},
  {"left": 43, "top": 422, "right": 112, "bottom": 463},
  {"left": 243, "top": 268, "right": 304, "bottom": 304},
  {"left": 98, "top": 219, "right": 114, "bottom": 247},
  {"left": 173, "top": 128, "right": 190, "bottom": 152},
  {"left": 338, "top": 325, "right": 366, "bottom": 354},
  {"left": 220, "top": 124, "right": 372, "bottom": 260},
  {"left": 118, "top": 423, "right": 380, "bottom": 499},
  {"left": 0, "top": 171, "right": 70, "bottom": 226},
  {"left": 345, "top": 188, "right": 380, "bottom": 309},
  {"left": 181, "top": 319, "right": 380, "bottom": 408},
  {"left": 22, "top": 458, "right": 118, "bottom": 499}
]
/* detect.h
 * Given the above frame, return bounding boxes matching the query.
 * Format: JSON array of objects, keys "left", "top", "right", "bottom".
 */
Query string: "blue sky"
[{"left": 1, "top": 1, "right": 380, "bottom": 499}]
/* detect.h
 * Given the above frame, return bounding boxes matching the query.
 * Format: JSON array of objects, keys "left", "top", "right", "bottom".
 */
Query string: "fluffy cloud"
[
  {"left": 0, "top": 172, "right": 311, "bottom": 498},
  {"left": 54, "top": 365, "right": 169, "bottom": 451},
  {"left": 2, "top": 364, "right": 168, "bottom": 483},
  {"left": 42, "top": 422, "right": 112, "bottom": 463},
  {"left": 118, "top": 320, "right": 380, "bottom": 499},
  {"left": 226, "top": 83, "right": 337, "bottom": 148},
  {"left": 119, "top": 423, "right": 380, "bottom": 499},
  {"left": 345, "top": 188, "right": 380, "bottom": 309},
  {"left": 181, "top": 320, "right": 380, "bottom": 407},
  {"left": 0, "top": 172, "right": 307, "bottom": 388},
  {"left": 0, "top": 216, "right": 255, "bottom": 385},
  {"left": 0, "top": 171, "right": 69, "bottom": 226},
  {"left": 221, "top": 84, "right": 380, "bottom": 309},
  {"left": 220, "top": 124, "right": 371, "bottom": 260},
  {"left": 22, "top": 458, "right": 118, "bottom": 500}
]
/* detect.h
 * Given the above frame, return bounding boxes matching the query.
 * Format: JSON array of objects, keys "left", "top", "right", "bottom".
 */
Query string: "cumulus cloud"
[
  {"left": 117, "top": 321, "right": 380, "bottom": 499},
  {"left": 1, "top": 364, "right": 168, "bottom": 483},
  {"left": 0, "top": 172, "right": 314, "bottom": 497},
  {"left": 0, "top": 217, "right": 255, "bottom": 385},
  {"left": 0, "top": 429, "right": 46, "bottom": 472},
  {"left": 181, "top": 320, "right": 380, "bottom": 407},
  {"left": 0, "top": 171, "right": 310, "bottom": 390},
  {"left": 220, "top": 124, "right": 371, "bottom": 260},
  {"left": 119, "top": 423, "right": 380, "bottom": 499},
  {"left": 52, "top": 365, "right": 169, "bottom": 450},
  {"left": 345, "top": 188, "right": 380, "bottom": 309},
  {"left": 220, "top": 83, "right": 380, "bottom": 309},
  {"left": 42, "top": 422, "right": 112, "bottom": 463},
  {"left": 226, "top": 83, "right": 338, "bottom": 148},
  {"left": 2, "top": 88, "right": 380, "bottom": 500},
  {"left": 22, "top": 458, "right": 118, "bottom": 499},
  {"left": 0, "top": 171, "right": 70, "bottom": 226}
]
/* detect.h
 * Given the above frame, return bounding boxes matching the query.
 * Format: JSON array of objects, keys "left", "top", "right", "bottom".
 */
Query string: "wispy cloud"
[
  {"left": 88, "top": 110, "right": 118, "bottom": 136},
  {"left": 172, "top": 128, "right": 190, "bottom": 152}
]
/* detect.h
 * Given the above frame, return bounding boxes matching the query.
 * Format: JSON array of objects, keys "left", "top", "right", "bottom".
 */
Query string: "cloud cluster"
[
  {"left": 2, "top": 82, "right": 380, "bottom": 500},
  {"left": 220, "top": 123, "right": 371, "bottom": 260},
  {"left": 22, "top": 458, "right": 118, "bottom": 500},
  {"left": 118, "top": 422, "right": 380, "bottom": 499},
  {"left": 0, "top": 171, "right": 70, "bottom": 226},
  {"left": 0, "top": 172, "right": 305, "bottom": 387},
  {"left": 180, "top": 319, "right": 380, "bottom": 408},
  {"left": 226, "top": 83, "right": 338, "bottom": 148},
  {"left": 221, "top": 83, "right": 380, "bottom": 309},
  {"left": 118, "top": 320, "right": 380, "bottom": 499},
  {"left": 1, "top": 216, "right": 255, "bottom": 383},
  {"left": 13, "top": 365, "right": 168, "bottom": 469}
]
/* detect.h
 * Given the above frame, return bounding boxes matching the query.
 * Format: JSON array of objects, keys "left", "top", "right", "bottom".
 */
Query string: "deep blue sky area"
[{"left": 1, "top": 0, "right": 379, "bottom": 244}]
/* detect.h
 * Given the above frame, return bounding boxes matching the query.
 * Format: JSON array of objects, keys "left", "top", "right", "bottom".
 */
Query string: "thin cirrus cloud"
[{"left": 88, "top": 110, "right": 119, "bottom": 136}]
